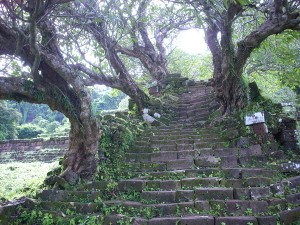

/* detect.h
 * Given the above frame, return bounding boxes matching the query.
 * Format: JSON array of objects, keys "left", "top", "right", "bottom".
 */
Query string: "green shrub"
[{"left": 17, "top": 124, "right": 44, "bottom": 139}]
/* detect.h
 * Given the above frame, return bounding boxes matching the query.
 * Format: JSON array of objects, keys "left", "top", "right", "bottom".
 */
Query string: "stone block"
[
  {"left": 104, "top": 215, "right": 131, "bottom": 225},
  {"left": 181, "top": 178, "right": 219, "bottom": 189},
  {"left": 233, "top": 188, "right": 251, "bottom": 200},
  {"left": 178, "top": 150, "right": 195, "bottom": 159},
  {"left": 285, "top": 175, "right": 300, "bottom": 189},
  {"left": 127, "top": 153, "right": 151, "bottom": 162},
  {"left": 244, "top": 177, "right": 272, "bottom": 187},
  {"left": 226, "top": 200, "right": 250, "bottom": 216},
  {"left": 146, "top": 180, "right": 160, "bottom": 190},
  {"left": 167, "top": 159, "right": 194, "bottom": 170},
  {"left": 200, "top": 148, "right": 238, "bottom": 157},
  {"left": 140, "top": 162, "right": 166, "bottom": 172},
  {"left": 194, "top": 156, "right": 219, "bottom": 167},
  {"left": 221, "top": 156, "right": 238, "bottom": 168},
  {"left": 223, "top": 168, "right": 241, "bottom": 179},
  {"left": 240, "top": 144, "right": 262, "bottom": 157},
  {"left": 221, "top": 179, "right": 243, "bottom": 188},
  {"left": 185, "top": 168, "right": 218, "bottom": 177},
  {"left": 280, "top": 207, "right": 300, "bottom": 225},
  {"left": 194, "top": 201, "right": 210, "bottom": 212},
  {"left": 286, "top": 192, "right": 300, "bottom": 205},
  {"left": 215, "top": 216, "right": 258, "bottom": 225},
  {"left": 177, "top": 202, "right": 195, "bottom": 214},
  {"left": 225, "top": 200, "right": 267, "bottom": 216},
  {"left": 148, "top": 217, "right": 179, "bottom": 225},
  {"left": 177, "top": 144, "right": 194, "bottom": 151},
  {"left": 256, "top": 216, "right": 277, "bottom": 225},
  {"left": 267, "top": 199, "right": 287, "bottom": 213},
  {"left": 270, "top": 183, "right": 285, "bottom": 196},
  {"left": 178, "top": 216, "right": 214, "bottom": 225},
  {"left": 133, "top": 218, "right": 148, "bottom": 225},
  {"left": 118, "top": 180, "right": 146, "bottom": 192},
  {"left": 141, "top": 191, "right": 176, "bottom": 203},
  {"left": 250, "top": 187, "right": 271, "bottom": 200},
  {"left": 175, "top": 190, "right": 194, "bottom": 202},
  {"left": 241, "top": 169, "right": 276, "bottom": 178},
  {"left": 239, "top": 156, "right": 267, "bottom": 167},
  {"left": 160, "top": 180, "right": 181, "bottom": 190},
  {"left": 160, "top": 145, "right": 177, "bottom": 151},
  {"left": 151, "top": 152, "right": 178, "bottom": 162},
  {"left": 209, "top": 200, "right": 226, "bottom": 216},
  {"left": 195, "top": 188, "right": 233, "bottom": 200},
  {"left": 248, "top": 200, "right": 268, "bottom": 215},
  {"left": 149, "top": 203, "right": 177, "bottom": 216}
]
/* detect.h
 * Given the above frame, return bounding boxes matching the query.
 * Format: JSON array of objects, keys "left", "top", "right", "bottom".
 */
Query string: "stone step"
[
  {"left": 104, "top": 214, "right": 215, "bottom": 225},
  {"left": 150, "top": 139, "right": 195, "bottom": 146},
  {"left": 18, "top": 209, "right": 102, "bottom": 225},
  {"left": 126, "top": 151, "right": 178, "bottom": 163},
  {"left": 215, "top": 216, "right": 259, "bottom": 225},
  {"left": 39, "top": 201, "right": 101, "bottom": 214},
  {"left": 198, "top": 148, "right": 238, "bottom": 157},
  {"left": 140, "top": 188, "right": 235, "bottom": 204},
  {"left": 118, "top": 178, "right": 223, "bottom": 192},
  {"left": 223, "top": 168, "right": 277, "bottom": 179},
  {"left": 38, "top": 190, "right": 102, "bottom": 202}
]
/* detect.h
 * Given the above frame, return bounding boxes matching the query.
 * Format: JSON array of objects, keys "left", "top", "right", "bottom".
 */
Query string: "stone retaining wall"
[
  {"left": 0, "top": 137, "right": 69, "bottom": 153},
  {"left": 0, "top": 137, "right": 69, "bottom": 163}
]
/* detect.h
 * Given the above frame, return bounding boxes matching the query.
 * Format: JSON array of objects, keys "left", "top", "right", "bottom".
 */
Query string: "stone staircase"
[{"left": 1, "top": 81, "right": 300, "bottom": 224}]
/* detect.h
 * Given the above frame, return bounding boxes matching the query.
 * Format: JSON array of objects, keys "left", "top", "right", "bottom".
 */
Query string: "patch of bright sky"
[{"left": 174, "top": 29, "right": 209, "bottom": 55}]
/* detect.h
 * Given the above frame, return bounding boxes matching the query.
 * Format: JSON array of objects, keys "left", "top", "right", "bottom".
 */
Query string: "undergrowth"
[{"left": 0, "top": 161, "right": 58, "bottom": 201}]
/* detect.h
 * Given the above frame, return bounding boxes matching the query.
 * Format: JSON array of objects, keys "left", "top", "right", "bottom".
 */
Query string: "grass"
[{"left": 0, "top": 161, "right": 59, "bottom": 201}]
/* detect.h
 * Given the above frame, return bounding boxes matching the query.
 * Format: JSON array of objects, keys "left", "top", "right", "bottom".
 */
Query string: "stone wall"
[{"left": 0, "top": 137, "right": 69, "bottom": 163}]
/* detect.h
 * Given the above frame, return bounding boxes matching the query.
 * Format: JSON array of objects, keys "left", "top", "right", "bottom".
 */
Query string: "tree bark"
[
  {"left": 0, "top": 76, "right": 100, "bottom": 183},
  {"left": 203, "top": 0, "right": 300, "bottom": 115},
  {"left": 88, "top": 22, "right": 150, "bottom": 111},
  {"left": 0, "top": 14, "right": 100, "bottom": 183}
]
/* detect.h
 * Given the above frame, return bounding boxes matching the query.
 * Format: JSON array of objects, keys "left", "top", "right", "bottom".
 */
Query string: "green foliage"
[
  {"left": 167, "top": 49, "right": 213, "bottom": 80},
  {"left": 17, "top": 124, "right": 44, "bottom": 139},
  {"left": 0, "top": 162, "right": 58, "bottom": 201},
  {"left": 96, "top": 113, "right": 145, "bottom": 181},
  {"left": 91, "top": 87, "right": 127, "bottom": 113},
  {"left": 0, "top": 101, "right": 21, "bottom": 140},
  {"left": 9, "top": 101, "right": 65, "bottom": 125},
  {"left": 245, "top": 31, "right": 300, "bottom": 101}
]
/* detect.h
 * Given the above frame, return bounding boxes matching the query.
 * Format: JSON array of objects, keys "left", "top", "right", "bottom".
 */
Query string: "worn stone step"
[
  {"left": 211, "top": 200, "right": 268, "bottom": 216},
  {"left": 181, "top": 178, "right": 220, "bottom": 189},
  {"left": 238, "top": 155, "right": 268, "bottom": 167},
  {"left": 39, "top": 201, "right": 101, "bottom": 214},
  {"left": 104, "top": 215, "right": 215, "bottom": 225},
  {"left": 141, "top": 191, "right": 176, "bottom": 203},
  {"left": 145, "top": 170, "right": 186, "bottom": 179},
  {"left": 279, "top": 206, "right": 300, "bottom": 224},
  {"left": 150, "top": 139, "right": 195, "bottom": 146},
  {"left": 126, "top": 151, "right": 180, "bottom": 163},
  {"left": 180, "top": 96, "right": 216, "bottom": 105},
  {"left": 223, "top": 168, "right": 277, "bottom": 179},
  {"left": 185, "top": 168, "right": 220, "bottom": 177},
  {"left": 38, "top": 190, "right": 102, "bottom": 202},
  {"left": 167, "top": 159, "right": 195, "bottom": 170},
  {"left": 215, "top": 216, "right": 258, "bottom": 225},
  {"left": 195, "top": 188, "right": 234, "bottom": 200},
  {"left": 198, "top": 148, "right": 238, "bottom": 157}
]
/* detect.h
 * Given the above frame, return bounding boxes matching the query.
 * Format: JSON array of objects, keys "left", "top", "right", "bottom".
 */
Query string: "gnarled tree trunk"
[{"left": 203, "top": 0, "right": 300, "bottom": 115}]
